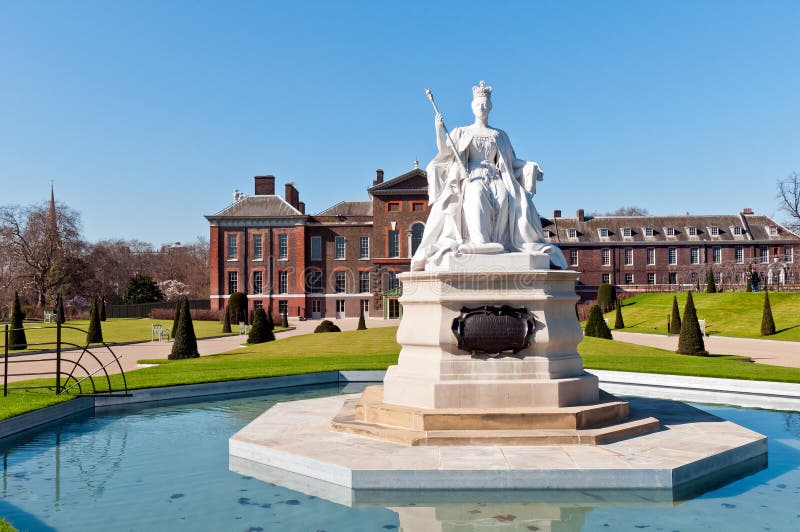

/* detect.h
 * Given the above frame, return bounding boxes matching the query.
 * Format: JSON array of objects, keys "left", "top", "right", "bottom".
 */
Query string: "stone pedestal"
[{"left": 383, "top": 255, "right": 598, "bottom": 410}]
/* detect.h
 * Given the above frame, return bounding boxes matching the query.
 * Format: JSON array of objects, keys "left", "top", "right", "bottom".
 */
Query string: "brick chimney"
[
  {"left": 741, "top": 207, "right": 753, "bottom": 215},
  {"left": 553, "top": 209, "right": 562, "bottom": 218},
  {"left": 373, "top": 169, "right": 384, "bottom": 186},
  {"left": 576, "top": 209, "right": 585, "bottom": 222},
  {"left": 254, "top": 175, "right": 275, "bottom": 195},
  {"left": 297, "top": 201, "right": 306, "bottom": 214},
  {"left": 285, "top": 182, "right": 300, "bottom": 210}
]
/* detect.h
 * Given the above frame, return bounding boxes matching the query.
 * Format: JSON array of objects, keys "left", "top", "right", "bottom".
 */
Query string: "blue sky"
[{"left": 1, "top": 0, "right": 798, "bottom": 244}]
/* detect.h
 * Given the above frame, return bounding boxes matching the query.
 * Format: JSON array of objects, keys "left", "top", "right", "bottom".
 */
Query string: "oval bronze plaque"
[{"left": 451, "top": 305, "right": 535, "bottom": 356}]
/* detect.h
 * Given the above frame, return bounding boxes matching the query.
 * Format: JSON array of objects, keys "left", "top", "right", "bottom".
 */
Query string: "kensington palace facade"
[{"left": 207, "top": 169, "right": 800, "bottom": 319}]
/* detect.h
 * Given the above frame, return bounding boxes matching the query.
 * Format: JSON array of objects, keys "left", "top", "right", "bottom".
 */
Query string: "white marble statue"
[{"left": 410, "top": 81, "right": 568, "bottom": 271}]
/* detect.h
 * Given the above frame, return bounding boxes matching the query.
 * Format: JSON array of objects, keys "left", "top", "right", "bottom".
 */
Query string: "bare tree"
[
  {"left": 0, "top": 201, "right": 84, "bottom": 306},
  {"left": 777, "top": 172, "right": 800, "bottom": 231},
  {"left": 591, "top": 206, "right": 651, "bottom": 216}
]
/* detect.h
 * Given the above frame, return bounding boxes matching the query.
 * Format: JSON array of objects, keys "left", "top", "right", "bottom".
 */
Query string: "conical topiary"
[
  {"left": 171, "top": 301, "right": 181, "bottom": 339},
  {"left": 669, "top": 295, "right": 682, "bottom": 334},
  {"left": 265, "top": 308, "right": 275, "bottom": 333},
  {"left": 99, "top": 297, "right": 107, "bottom": 321},
  {"left": 613, "top": 301, "right": 625, "bottom": 329},
  {"left": 706, "top": 269, "right": 717, "bottom": 294},
  {"left": 55, "top": 292, "right": 66, "bottom": 325},
  {"left": 247, "top": 308, "right": 275, "bottom": 343},
  {"left": 761, "top": 291, "right": 776, "bottom": 336},
  {"left": 170, "top": 298, "right": 199, "bottom": 359},
  {"left": 86, "top": 298, "right": 104, "bottom": 344},
  {"left": 281, "top": 310, "right": 288, "bottom": 328},
  {"left": 222, "top": 301, "right": 232, "bottom": 333},
  {"left": 677, "top": 292, "right": 707, "bottom": 355},
  {"left": 357, "top": 306, "right": 367, "bottom": 330},
  {"left": 9, "top": 291, "right": 27, "bottom": 350},
  {"left": 227, "top": 292, "right": 248, "bottom": 324},
  {"left": 584, "top": 305, "right": 612, "bottom": 339}
]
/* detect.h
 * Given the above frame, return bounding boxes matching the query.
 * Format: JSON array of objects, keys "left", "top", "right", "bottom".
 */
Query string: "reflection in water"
[{"left": 230, "top": 453, "right": 767, "bottom": 532}]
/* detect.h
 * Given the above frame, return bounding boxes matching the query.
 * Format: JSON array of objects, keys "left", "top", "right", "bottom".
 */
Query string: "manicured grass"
[
  {"left": 609, "top": 291, "right": 800, "bottom": 340},
  {"left": 0, "top": 318, "right": 238, "bottom": 353},
  {"left": 0, "top": 519, "right": 18, "bottom": 532},
  {"left": 5, "top": 327, "right": 800, "bottom": 422}
]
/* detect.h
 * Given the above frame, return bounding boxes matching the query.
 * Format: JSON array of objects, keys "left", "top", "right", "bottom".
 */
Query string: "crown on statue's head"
[{"left": 472, "top": 80, "right": 492, "bottom": 99}]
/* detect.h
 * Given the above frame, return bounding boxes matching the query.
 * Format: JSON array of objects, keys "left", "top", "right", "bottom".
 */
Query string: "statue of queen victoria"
[{"left": 410, "top": 81, "right": 568, "bottom": 271}]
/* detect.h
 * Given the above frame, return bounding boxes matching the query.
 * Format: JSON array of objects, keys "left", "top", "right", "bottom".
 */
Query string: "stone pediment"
[{"left": 369, "top": 169, "right": 428, "bottom": 196}]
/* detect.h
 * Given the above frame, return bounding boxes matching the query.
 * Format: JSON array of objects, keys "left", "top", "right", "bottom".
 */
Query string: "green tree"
[
  {"left": 584, "top": 305, "right": 612, "bottom": 339},
  {"left": 357, "top": 306, "right": 367, "bottom": 330},
  {"left": 596, "top": 283, "right": 617, "bottom": 312},
  {"left": 761, "top": 291, "right": 776, "bottom": 336},
  {"left": 86, "top": 298, "right": 104, "bottom": 344},
  {"left": 613, "top": 301, "right": 625, "bottom": 329},
  {"left": 222, "top": 301, "right": 232, "bottom": 333},
  {"left": 123, "top": 275, "right": 163, "bottom": 303},
  {"left": 669, "top": 295, "right": 682, "bottom": 334},
  {"left": 281, "top": 310, "right": 289, "bottom": 328},
  {"left": 171, "top": 301, "right": 181, "bottom": 339},
  {"left": 705, "top": 269, "right": 717, "bottom": 293},
  {"left": 99, "top": 297, "right": 107, "bottom": 321},
  {"left": 9, "top": 291, "right": 27, "bottom": 350},
  {"left": 677, "top": 292, "right": 707, "bottom": 355},
  {"left": 247, "top": 308, "right": 275, "bottom": 343},
  {"left": 170, "top": 298, "right": 199, "bottom": 359}
]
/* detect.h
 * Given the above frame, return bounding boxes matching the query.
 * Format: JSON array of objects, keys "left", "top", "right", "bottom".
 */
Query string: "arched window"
[{"left": 410, "top": 223, "right": 425, "bottom": 256}]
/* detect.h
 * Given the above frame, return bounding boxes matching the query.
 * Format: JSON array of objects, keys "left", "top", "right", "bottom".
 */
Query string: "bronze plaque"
[{"left": 451, "top": 305, "right": 535, "bottom": 356}]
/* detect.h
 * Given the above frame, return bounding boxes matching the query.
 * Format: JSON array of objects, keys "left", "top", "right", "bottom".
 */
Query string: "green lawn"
[
  {"left": 609, "top": 291, "right": 800, "bottom": 340},
  {"left": 4, "top": 326, "right": 800, "bottom": 421},
  {"left": 0, "top": 318, "right": 239, "bottom": 353},
  {"left": 0, "top": 519, "right": 18, "bottom": 532}
]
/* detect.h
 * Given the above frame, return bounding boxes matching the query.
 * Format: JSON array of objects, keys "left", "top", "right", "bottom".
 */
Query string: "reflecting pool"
[{"left": 1, "top": 384, "right": 799, "bottom": 531}]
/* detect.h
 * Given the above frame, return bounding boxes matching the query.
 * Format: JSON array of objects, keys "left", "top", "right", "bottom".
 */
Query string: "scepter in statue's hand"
[{"left": 425, "top": 87, "right": 467, "bottom": 192}]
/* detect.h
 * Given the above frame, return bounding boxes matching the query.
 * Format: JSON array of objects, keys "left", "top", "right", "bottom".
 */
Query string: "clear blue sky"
[{"left": 1, "top": 0, "right": 798, "bottom": 245}]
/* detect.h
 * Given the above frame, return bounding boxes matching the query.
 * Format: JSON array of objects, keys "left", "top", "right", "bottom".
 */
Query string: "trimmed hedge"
[
  {"left": 170, "top": 298, "right": 199, "bottom": 359},
  {"left": 86, "top": 298, "right": 104, "bottom": 344},
  {"left": 669, "top": 295, "right": 682, "bottom": 334},
  {"left": 247, "top": 308, "right": 275, "bottom": 344},
  {"left": 761, "top": 291, "right": 776, "bottom": 336},
  {"left": 9, "top": 292, "right": 27, "bottom": 349},
  {"left": 585, "top": 305, "right": 612, "bottom": 339},
  {"left": 314, "top": 320, "right": 341, "bottom": 333},
  {"left": 596, "top": 283, "right": 617, "bottom": 312}
]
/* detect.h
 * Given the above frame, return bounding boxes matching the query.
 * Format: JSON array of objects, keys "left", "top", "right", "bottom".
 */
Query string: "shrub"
[
  {"left": 584, "top": 305, "right": 612, "bottom": 339},
  {"left": 170, "top": 298, "right": 199, "bottom": 359},
  {"left": 596, "top": 283, "right": 617, "bottom": 312},
  {"left": 171, "top": 301, "right": 180, "bottom": 339},
  {"left": 86, "top": 298, "right": 104, "bottom": 344},
  {"left": 149, "top": 308, "right": 223, "bottom": 321},
  {"left": 266, "top": 308, "right": 275, "bottom": 334},
  {"left": 9, "top": 291, "right": 27, "bottom": 350},
  {"left": 357, "top": 306, "right": 367, "bottom": 330},
  {"left": 99, "top": 297, "right": 107, "bottom": 321},
  {"left": 705, "top": 269, "right": 717, "bottom": 294},
  {"left": 281, "top": 310, "right": 289, "bottom": 328},
  {"left": 227, "top": 292, "right": 248, "bottom": 324},
  {"left": 247, "top": 308, "right": 275, "bottom": 344},
  {"left": 677, "top": 292, "right": 707, "bottom": 355},
  {"left": 761, "top": 291, "right": 776, "bottom": 336},
  {"left": 669, "top": 295, "right": 682, "bottom": 334},
  {"left": 222, "top": 302, "right": 232, "bottom": 333},
  {"left": 613, "top": 301, "right": 625, "bottom": 329},
  {"left": 314, "top": 320, "right": 341, "bottom": 333}
]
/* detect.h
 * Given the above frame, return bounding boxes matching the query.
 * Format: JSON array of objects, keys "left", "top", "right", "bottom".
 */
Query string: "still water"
[{"left": 1, "top": 384, "right": 799, "bottom": 531}]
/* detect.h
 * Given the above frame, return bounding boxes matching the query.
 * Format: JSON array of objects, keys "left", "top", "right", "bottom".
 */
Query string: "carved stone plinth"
[{"left": 383, "top": 262, "right": 598, "bottom": 410}]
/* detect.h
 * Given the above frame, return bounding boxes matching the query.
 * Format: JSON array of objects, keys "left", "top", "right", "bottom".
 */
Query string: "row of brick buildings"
[{"left": 206, "top": 169, "right": 800, "bottom": 319}]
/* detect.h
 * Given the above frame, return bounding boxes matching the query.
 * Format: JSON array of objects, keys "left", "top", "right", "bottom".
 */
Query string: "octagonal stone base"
[{"left": 229, "top": 393, "right": 767, "bottom": 491}]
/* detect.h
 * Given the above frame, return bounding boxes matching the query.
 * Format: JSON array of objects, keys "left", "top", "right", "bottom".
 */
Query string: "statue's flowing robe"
[{"left": 410, "top": 125, "right": 568, "bottom": 271}]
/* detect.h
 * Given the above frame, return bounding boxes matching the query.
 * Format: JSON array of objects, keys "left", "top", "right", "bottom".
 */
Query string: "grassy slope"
[
  {"left": 5, "top": 327, "right": 800, "bottom": 421},
  {"left": 0, "top": 318, "right": 242, "bottom": 353},
  {"left": 609, "top": 291, "right": 800, "bottom": 340}
]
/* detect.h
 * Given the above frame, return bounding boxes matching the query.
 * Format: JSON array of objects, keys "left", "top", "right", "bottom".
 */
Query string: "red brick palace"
[{"left": 207, "top": 169, "right": 800, "bottom": 319}]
